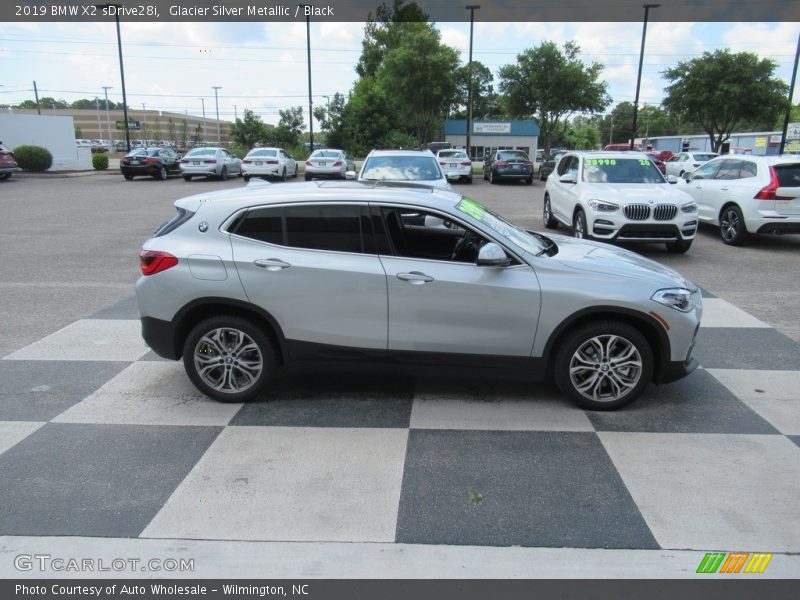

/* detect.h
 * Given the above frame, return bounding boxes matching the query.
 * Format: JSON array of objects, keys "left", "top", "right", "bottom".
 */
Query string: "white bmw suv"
[{"left": 543, "top": 151, "right": 699, "bottom": 253}]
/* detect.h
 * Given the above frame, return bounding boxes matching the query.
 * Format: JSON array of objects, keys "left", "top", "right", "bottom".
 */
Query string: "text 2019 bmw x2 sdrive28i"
[{"left": 136, "top": 181, "right": 702, "bottom": 410}]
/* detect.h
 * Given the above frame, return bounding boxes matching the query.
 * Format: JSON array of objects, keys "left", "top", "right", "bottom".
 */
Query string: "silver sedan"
[
  {"left": 304, "top": 149, "right": 355, "bottom": 180},
  {"left": 179, "top": 147, "right": 242, "bottom": 181}
]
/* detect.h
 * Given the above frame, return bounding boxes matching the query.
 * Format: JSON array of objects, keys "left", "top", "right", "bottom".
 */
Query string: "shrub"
[
  {"left": 92, "top": 153, "right": 109, "bottom": 170},
  {"left": 14, "top": 145, "right": 53, "bottom": 172}
]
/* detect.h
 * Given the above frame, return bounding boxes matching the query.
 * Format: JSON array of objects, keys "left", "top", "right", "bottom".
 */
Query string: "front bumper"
[
  {"left": 590, "top": 214, "right": 698, "bottom": 243},
  {"left": 655, "top": 355, "right": 699, "bottom": 384}
]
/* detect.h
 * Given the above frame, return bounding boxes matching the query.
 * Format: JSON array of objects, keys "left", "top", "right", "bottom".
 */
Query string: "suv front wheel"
[
  {"left": 554, "top": 321, "right": 654, "bottom": 410},
  {"left": 183, "top": 316, "right": 275, "bottom": 403}
]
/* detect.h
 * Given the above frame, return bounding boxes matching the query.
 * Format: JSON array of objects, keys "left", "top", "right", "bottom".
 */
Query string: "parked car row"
[{"left": 542, "top": 149, "right": 800, "bottom": 249}]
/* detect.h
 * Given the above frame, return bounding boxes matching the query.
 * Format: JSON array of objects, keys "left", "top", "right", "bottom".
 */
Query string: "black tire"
[
  {"left": 292, "top": 165, "right": 298, "bottom": 178},
  {"left": 489, "top": 169, "right": 497, "bottom": 184},
  {"left": 281, "top": 168, "right": 287, "bottom": 182},
  {"left": 543, "top": 195, "right": 559, "bottom": 229},
  {"left": 156, "top": 166, "right": 167, "bottom": 180},
  {"left": 719, "top": 204, "right": 748, "bottom": 246},
  {"left": 220, "top": 166, "right": 228, "bottom": 180},
  {"left": 243, "top": 174, "right": 251, "bottom": 182},
  {"left": 666, "top": 240, "right": 693, "bottom": 254},
  {"left": 467, "top": 176, "right": 473, "bottom": 184},
  {"left": 182, "top": 316, "right": 276, "bottom": 403},
  {"left": 183, "top": 175, "right": 192, "bottom": 182},
  {"left": 123, "top": 174, "right": 134, "bottom": 181},
  {"left": 526, "top": 177, "right": 533, "bottom": 185},
  {"left": 572, "top": 209, "right": 589, "bottom": 239},
  {"left": 554, "top": 321, "right": 654, "bottom": 410},
  {"left": 482, "top": 169, "right": 488, "bottom": 181},
  {"left": 0, "top": 173, "right": 10, "bottom": 180},
  {"left": 305, "top": 173, "right": 312, "bottom": 181}
]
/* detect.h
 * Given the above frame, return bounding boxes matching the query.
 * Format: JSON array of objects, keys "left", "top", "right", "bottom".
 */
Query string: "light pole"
[
  {"left": 465, "top": 5, "right": 480, "bottom": 159},
  {"left": 212, "top": 86, "right": 222, "bottom": 143},
  {"left": 142, "top": 102, "right": 147, "bottom": 142},
  {"left": 95, "top": 97, "right": 102, "bottom": 139},
  {"left": 97, "top": 4, "right": 131, "bottom": 152},
  {"left": 630, "top": 3, "right": 659, "bottom": 150},
  {"left": 779, "top": 32, "right": 800, "bottom": 155},
  {"left": 300, "top": 4, "right": 314, "bottom": 150},
  {"left": 102, "top": 86, "right": 112, "bottom": 142},
  {"left": 199, "top": 98, "right": 206, "bottom": 142},
  {"left": 233, "top": 104, "right": 238, "bottom": 121}
]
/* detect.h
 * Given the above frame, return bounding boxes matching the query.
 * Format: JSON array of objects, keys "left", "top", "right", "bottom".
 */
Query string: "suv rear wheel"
[
  {"left": 183, "top": 316, "right": 275, "bottom": 403},
  {"left": 554, "top": 321, "right": 653, "bottom": 410}
]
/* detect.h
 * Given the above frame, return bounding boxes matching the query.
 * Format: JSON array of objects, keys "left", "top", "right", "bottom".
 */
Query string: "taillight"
[
  {"left": 242, "top": 160, "right": 251, "bottom": 164},
  {"left": 306, "top": 160, "right": 313, "bottom": 166},
  {"left": 439, "top": 161, "right": 447, "bottom": 165},
  {"left": 267, "top": 160, "right": 279, "bottom": 164},
  {"left": 121, "top": 158, "right": 129, "bottom": 165},
  {"left": 142, "top": 158, "right": 158, "bottom": 165},
  {"left": 333, "top": 161, "right": 342, "bottom": 166},
  {"left": 461, "top": 161, "right": 472, "bottom": 166},
  {"left": 180, "top": 159, "right": 189, "bottom": 163},
  {"left": 755, "top": 166, "right": 792, "bottom": 200},
  {"left": 203, "top": 159, "right": 217, "bottom": 164},
  {"left": 495, "top": 160, "right": 509, "bottom": 167},
  {"left": 522, "top": 161, "right": 533, "bottom": 166},
  {"left": 139, "top": 250, "right": 178, "bottom": 276}
]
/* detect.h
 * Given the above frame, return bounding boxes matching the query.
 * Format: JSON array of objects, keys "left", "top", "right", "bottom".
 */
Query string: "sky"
[{"left": 0, "top": 20, "right": 798, "bottom": 128}]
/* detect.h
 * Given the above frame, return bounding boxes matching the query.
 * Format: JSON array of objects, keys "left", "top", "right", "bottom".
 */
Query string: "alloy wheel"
[
  {"left": 193, "top": 328, "right": 264, "bottom": 394},
  {"left": 568, "top": 335, "right": 643, "bottom": 403}
]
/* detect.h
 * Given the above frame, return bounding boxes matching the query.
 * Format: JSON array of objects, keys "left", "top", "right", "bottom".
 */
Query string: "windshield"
[
  {"left": 583, "top": 157, "right": 665, "bottom": 184},
  {"left": 311, "top": 150, "right": 341, "bottom": 158},
  {"left": 186, "top": 149, "right": 217, "bottom": 157},
  {"left": 361, "top": 156, "right": 442, "bottom": 181},
  {"left": 693, "top": 153, "right": 718, "bottom": 162},
  {"left": 497, "top": 151, "right": 528, "bottom": 161},
  {"left": 439, "top": 151, "right": 467, "bottom": 159},
  {"left": 247, "top": 149, "right": 278, "bottom": 158},
  {"left": 455, "top": 197, "right": 547, "bottom": 254}
]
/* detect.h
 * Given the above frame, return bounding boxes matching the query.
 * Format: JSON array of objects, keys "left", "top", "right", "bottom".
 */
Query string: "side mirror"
[
  {"left": 682, "top": 172, "right": 692, "bottom": 182},
  {"left": 477, "top": 242, "right": 511, "bottom": 267},
  {"left": 559, "top": 174, "right": 577, "bottom": 184},
  {"left": 666, "top": 175, "right": 678, "bottom": 184},
  {"left": 345, "top": 171, "right": 357, "bottom": 180}
]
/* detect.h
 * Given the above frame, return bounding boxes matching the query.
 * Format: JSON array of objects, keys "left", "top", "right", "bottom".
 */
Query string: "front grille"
[
  {"left": 624, "top": 204, "right": 650, "bottom": 220},
  {"left": 653, "top": 205, "right": 678, "bottom": 221}
]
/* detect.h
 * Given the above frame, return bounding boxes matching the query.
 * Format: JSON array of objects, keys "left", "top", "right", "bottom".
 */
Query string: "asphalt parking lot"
[{"left": 1, "top": 171, "right": 799, "bottom": 577}]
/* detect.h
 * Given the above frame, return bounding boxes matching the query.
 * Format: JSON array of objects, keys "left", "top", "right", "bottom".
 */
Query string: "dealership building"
[{"left": 443, "top": 120, "right": 540, "bottom": 161}]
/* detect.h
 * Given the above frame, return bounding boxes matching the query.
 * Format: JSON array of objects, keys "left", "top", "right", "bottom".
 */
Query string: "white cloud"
[{"left": 440, "top": 27, "right": 468, "bottom": 55}]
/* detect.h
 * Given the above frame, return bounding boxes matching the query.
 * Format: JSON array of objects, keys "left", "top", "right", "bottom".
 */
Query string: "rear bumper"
[
  {"left": 120, "top": 165, "right": 160, "bottom": 177},
  {"left": 141, "top": 316, "right": 179, "bottom": 360},
  {"left": 495, "top": 168, "right": 533, "bottom": 179},
  {"left": 756, "top": 221, "right": 800, "bottom": 234}
]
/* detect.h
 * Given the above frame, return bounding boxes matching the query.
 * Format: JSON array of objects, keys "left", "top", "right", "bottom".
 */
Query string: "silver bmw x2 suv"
[{"left": 136, "top": 181, "right": 702, "bottom": 410}]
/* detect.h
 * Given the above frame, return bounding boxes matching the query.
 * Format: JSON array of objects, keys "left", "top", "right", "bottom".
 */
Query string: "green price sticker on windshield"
[
  {"left": 586, "top": 159, "right": 617, "bottom": 166},
  {"left": 457, "top": 197, "right": 485, "bottom": 220},
  {"left": 639, "top": 159, "right": 651, "bottom": 166}
]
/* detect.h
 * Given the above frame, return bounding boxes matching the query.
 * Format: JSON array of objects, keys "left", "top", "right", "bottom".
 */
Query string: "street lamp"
[
  {"left": 465, "top": 5, "right": 480, "bottom": 160},
  {"left": 102, "top": 86, "right": 113, "bottom": 142},
  {"left": 779, "top": 32, "right": 800, "bottom": 154},
  {"left": 212, "top": 86, "right": 222, "bottom": 144},
  {"left": 299, "top": 4, "right": 314, "bottom": 150},
  {"left": 630, "top": 3, "right": 659, "bottom": 150},
  {"left": 96, "top": 3, "right": 131, "bottom": 152}
]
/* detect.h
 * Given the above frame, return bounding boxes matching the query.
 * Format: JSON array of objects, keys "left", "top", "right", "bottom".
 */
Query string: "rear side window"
[
  {"left": 153, "top": 208, "right": 195, "bottom": 237},
  {"left": 739, "top": 161, "right": 757, "bottom": 179},
  {"left": 774, "top": 164, "right": 800, "bottom": 187},
  {"left": 234, "top": 205, "right": 371, "bottom": 254},
  {"left": 714, "top": 160, "right": 742, "bottom": 180}
]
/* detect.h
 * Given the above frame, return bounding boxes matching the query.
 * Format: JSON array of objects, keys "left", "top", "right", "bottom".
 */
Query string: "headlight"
[
  {"left": 681, "top": 202, "right": 697, "bottom": 213},
  {"left": 651, "top": 288, "right": 696, "bottom": 312},
  {"left": 588, "top": 199, "right": 619, "bottom": 212}
]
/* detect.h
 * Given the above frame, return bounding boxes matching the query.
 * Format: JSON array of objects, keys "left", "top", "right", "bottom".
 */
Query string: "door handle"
[
  {"left": 397, "top": 271, "right": 434, "bottom": 285},
  {"left": 254, "top": 258, "right": 291, "bottom": 271}
]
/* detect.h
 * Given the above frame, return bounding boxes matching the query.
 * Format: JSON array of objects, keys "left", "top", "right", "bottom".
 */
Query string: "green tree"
[
  {"left": 449, "top": 61, "right": 507, "bottom": 120},
  {"left": 71, "top": 99, "right": 96, "bottom": 109},
  {"left": 191, "top": 124, "right": 204, "bottom": 146},
  {"left": 167, "top": 118, "right": 177, "bottom": 144},
  {"left": 16, "top": 100, "right": 39, "bottom": 109},
  {"left": 180, "top": 119, "right": 189, "bottom": 149},
  {"left": 376, "top": 26, "right": 459, "bottom": 144},
  {"left": 230, "top": 109, "right": 268, "bottom": 148},
  {"left": 314, "top": 92, "right": 347, "bottom": 149},
  {"left": 356, "top": 0, "right": 429, "bottom": 79},
  {"left": 498, "top": 41, "right": 610, "bottom": 155},
  {"left": 266, "top": 106, "right": 305, "bottom": 148},
  {"left": 662, "top": 49, "right": 788, "bottom": 152}
]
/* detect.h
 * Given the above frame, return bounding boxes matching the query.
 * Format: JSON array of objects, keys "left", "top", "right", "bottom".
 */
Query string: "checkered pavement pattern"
[{"left": 1, "top": 291, "right": 799, "bottom": 553}]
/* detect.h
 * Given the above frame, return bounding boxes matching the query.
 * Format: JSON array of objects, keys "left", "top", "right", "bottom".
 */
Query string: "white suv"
[
  {"left": 677, "top": 154, "right": 800, "bottom": 245},
  {"left": 543, "top": 151, "right": 698, "bottom": 253}
]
